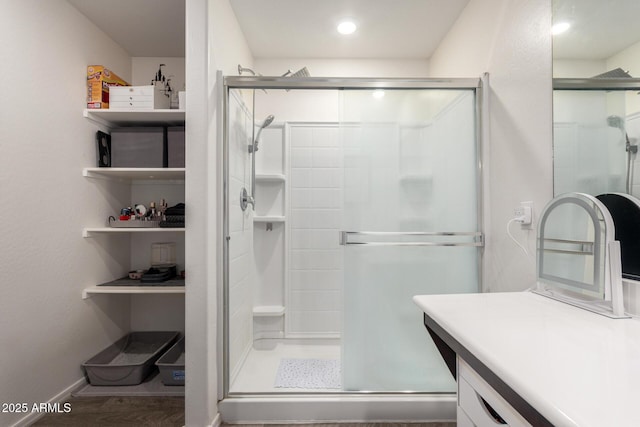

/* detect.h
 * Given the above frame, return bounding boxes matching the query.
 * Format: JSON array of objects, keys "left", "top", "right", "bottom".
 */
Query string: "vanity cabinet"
[
  {"left": 457, "top": 357, "right": 529, "bottom": 427},
  {"left": 414, "top": 291, "right": 640, "bottom": 427}
]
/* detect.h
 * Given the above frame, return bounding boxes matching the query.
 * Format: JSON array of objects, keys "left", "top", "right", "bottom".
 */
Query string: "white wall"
[
  {"left": 253, "top": 58, "right": 432, "bottom": 123},
  {"left": 607, "top": 39, "right": 640, "bottom": 78},
  {"left": 607, "top": 39, "right": 640, "bottom": 117},
  {"left": 552, "top": 59, "right": 606, "bottom": 78},
  {"left": 0, "top": 1, "right": 133, "bottom": 426},
  {"left": 430, "top": 0, "right": 553, "bottom": 292},
  {"left": 255, "top": 58, "right": 429, "bottom": 78},
  {"left": 185, "top": 0, "right": 254, "bottom": 424},
  {"left": 132, "top": 57, "right": 186, "bottom": 108}
]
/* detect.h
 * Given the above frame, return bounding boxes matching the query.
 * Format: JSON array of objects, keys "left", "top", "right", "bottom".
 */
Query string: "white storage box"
[{"left": 109, "top": 85, "right": 170, "bottom": 109}]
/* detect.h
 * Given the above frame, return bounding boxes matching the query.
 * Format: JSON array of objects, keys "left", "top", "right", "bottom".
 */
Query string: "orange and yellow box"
[{"left": 86, "top": 65, "right": 129, "bottom": 109}]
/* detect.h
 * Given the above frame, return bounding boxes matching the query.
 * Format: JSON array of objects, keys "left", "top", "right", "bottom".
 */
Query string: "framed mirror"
[{"left": 552, "top": 0, "right": 640, "bottom": 197}]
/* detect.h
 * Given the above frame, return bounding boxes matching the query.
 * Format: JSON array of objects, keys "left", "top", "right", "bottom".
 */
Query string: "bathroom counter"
[{"left": 413, "top": 291, "right": 640, "bottom": 427}]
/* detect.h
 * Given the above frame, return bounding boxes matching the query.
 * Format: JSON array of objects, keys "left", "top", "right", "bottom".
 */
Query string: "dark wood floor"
[
  {"left": 31, "top": 397, "right": 455, "bottom": 427},
  {"left": 31, "top": 396, "right": 184, "bottom": 427}
]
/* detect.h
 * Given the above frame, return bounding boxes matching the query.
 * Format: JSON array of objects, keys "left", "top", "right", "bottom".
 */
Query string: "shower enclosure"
[
  {"left": 553, "top": 78, "right": 640, "bottom": 197},
  {"left": 221, "top": 76, "right": 484, "bottom": 421}
]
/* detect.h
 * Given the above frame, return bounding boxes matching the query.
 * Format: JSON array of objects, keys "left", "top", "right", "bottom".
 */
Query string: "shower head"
[
  {"left": 607, "top": 115, "right": 625, "bottom": 131},
  {"left": 290, "top": 67, "right": 310, "bottom": 78},
  {"left": 282, "top": 67, "right": 310, "bottom": 91},
  {"left": 281, "top": 67, "right": 310, "bottom": 78},
  {"left": 252, "top": 115, "right": 275, "bottom": 153},
  {"left": 593, "top": 68, "right": 632, "bottom": 79},
  {"left": 259, "top": 114, "right": 275, "bottom": 129}
]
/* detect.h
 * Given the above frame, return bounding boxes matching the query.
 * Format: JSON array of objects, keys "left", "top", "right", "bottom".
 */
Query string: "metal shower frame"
[{"left": 221, "top": 75, "right": 486, "bottom": 398}]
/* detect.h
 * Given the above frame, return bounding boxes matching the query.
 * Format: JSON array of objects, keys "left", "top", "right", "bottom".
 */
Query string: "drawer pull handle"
[{"left": 479, "top": 396, "right": 507, "bottom": 424}]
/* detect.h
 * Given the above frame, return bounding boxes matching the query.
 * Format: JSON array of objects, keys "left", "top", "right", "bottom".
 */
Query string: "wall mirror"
[{"left": 552, "top": 0, "right": 640, "bottom": 197}]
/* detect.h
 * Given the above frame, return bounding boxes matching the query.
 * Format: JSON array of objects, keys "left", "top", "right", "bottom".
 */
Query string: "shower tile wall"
[
  {"left": 288, "top": 125, "right": 343, "bottom": 338},
  {"left": 228, "top": 91, "right": 254, "bottom": 379}
]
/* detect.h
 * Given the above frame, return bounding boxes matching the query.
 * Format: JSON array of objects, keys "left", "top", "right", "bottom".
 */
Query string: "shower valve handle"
[{"left": 240, "top": 187, "right": 254, "bottom": 211}]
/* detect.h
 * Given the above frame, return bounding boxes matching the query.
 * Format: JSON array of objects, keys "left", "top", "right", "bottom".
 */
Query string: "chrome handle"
[
  {"left": 339, "top": 231, "right": 483, "bottom": 247},
  {"left": 240, "top": 187, "right": 254, "bottom": 211}
]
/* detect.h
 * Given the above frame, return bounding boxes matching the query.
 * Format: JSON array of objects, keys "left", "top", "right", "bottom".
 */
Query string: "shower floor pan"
[{"left": 82, "top": 331, "right": 180, "bottom": 386}]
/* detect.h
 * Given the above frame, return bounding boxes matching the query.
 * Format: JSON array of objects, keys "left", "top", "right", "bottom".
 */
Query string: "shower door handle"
[{"left": 339, "top": 231, "right": 483, "bottom": 247}]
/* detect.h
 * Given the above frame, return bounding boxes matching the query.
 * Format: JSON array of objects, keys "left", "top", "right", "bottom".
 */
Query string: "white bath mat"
[{"left": 274, "top": 358, "right": 341, "bottom": 389}]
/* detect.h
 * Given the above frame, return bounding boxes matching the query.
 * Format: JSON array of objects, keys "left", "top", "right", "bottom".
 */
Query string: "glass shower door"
[{"left": 340, "top": 88, "right": 481, "bottom": 392}]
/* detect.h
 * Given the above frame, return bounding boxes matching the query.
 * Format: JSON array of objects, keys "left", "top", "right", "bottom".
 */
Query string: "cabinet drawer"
[
  {"left": 110, "top": 85, "right": 155, "bottom": 97},
  {"left": 110, "top": 94, "right": 153, "bottom": 102},
  {"left": 109, "top": 100, "right": 155, "bottom": 109},
  {"left": 458, "top": 358, "right": 530, "bottom": 427}
]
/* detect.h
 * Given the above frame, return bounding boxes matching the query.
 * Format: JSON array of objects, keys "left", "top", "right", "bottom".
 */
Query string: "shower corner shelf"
[
  {"left": 255, "top": 173, "right": 286, "bottom": 182},
  {"left": 252, "top": 305, "right": 285, "bottom": 317},
  {"left": 253, "top": 216, "right": 285, "bottom": 223}
]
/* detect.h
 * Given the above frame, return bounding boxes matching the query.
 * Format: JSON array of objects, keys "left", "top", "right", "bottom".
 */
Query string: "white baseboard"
[
  {"left": 211, "top": 412, "right": 222, "bottom": 427},
  {"left": 10, "top": 377, "right": 87, "bottom": 427}
]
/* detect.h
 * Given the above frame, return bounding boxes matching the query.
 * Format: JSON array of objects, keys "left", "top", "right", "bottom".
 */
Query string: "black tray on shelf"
[{"left": 97, "top": 277, "right": 185, "bottom": 287}]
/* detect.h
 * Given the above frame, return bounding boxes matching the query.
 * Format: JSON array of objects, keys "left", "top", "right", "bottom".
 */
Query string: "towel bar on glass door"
[{"left": 339, "top": 231, "right": 483, "bottom": 247}]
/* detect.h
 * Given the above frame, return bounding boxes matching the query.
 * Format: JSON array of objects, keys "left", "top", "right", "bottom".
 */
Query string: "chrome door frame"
[{"left": 222, "top": 76, "right": 485, "bottom": 397}]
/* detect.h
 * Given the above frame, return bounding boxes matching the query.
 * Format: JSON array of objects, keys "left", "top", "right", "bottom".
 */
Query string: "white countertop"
[{"left": 413, "top": 291, "right": 640, "bottom": 427}]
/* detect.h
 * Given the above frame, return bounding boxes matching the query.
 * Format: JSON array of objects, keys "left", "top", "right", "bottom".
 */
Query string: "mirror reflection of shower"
[
  {"left": 240, "top": 114, "right": 275, "bottom": 212},
  {"left": 607, "top": 115, "right": 638, "bottom": 193}
]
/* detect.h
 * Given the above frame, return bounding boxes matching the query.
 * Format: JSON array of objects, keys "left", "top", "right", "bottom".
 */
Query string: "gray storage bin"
[
  {"left": 156, "top": 336, "right": 185, "bottom": 385},
  {"left": 167, "top": 126, "right": 185, "bottom": 168},
  {"left": 82, "top": 331, "right": 179, "bottom": 386},
  {"left": 111, "top": 127, "right": 166, "bottom": 167}
]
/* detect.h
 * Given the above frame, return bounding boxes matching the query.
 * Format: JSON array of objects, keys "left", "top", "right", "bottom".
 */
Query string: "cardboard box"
[{"left": 86, "top": 65, "right": 129, "bottom": 109}]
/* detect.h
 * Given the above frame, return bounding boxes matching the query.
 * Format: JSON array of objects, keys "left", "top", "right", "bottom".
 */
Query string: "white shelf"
[
  {"left": 252, "top": 305, "right": 285, "bottom": 317},
  {"left": 253, "top": 216, "right": 285, "bottom": 223},
  {"left": 82, "top": 286, "right": 185, "bottom": 299},
  {"left": 83, "top": 167, "right": 185, "bottom": 181},
  {"left": 83, "top": 227, "right": 185, "bottom": 237},
  {"left": 256, "top": 174, "right": 286, "bottom": 182},
  {"left": 83, "top": 108, "right": 185, "bottom": 127}
]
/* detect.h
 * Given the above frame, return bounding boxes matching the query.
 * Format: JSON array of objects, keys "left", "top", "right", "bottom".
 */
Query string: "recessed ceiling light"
[
  {"left": 551, "top": 22, "right": 570, "bottom": 35},
  {"left": 337, "top": 21, "right": 357, "bottom": 35},
  {"left": 372, "top": 90, "right": 385, "bottom": 99}
]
